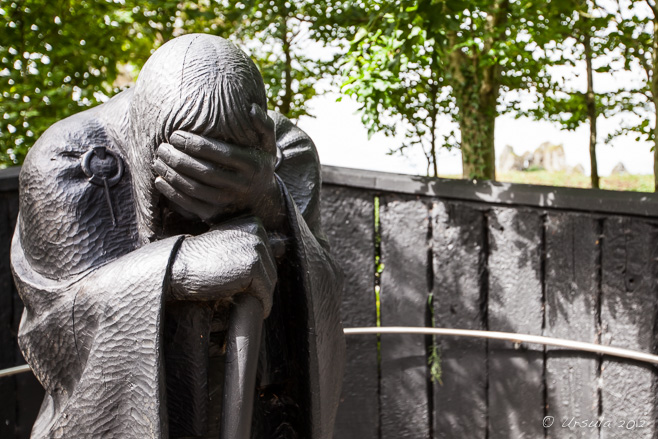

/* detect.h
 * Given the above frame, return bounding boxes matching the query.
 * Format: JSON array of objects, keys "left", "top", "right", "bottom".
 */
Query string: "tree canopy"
[
  {"left": 341, "top": 0, "right": 584, "bottom": 179},
  {"left": 0, "top": 0, "right": 359, "bottom": 164},
  {"left": 1, "top": 0, "right": 657, "bottom": 189},
  {"left": 0, "top": 0, "right": 180, "bottom": 165}
]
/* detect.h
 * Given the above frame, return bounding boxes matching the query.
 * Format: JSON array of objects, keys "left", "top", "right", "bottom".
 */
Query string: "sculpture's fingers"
[
  {"left": 169, "top": 131, "right": 254, "bottom": 172},
  {"left": 249, "top": 104, "right": 276, "bottom": 155},
  {"left": 154, "top": 159, "right": 237, "bottom": 205},
  {"left": 155, "top": 177, "right": 219, "bottom": 221},
  {"left": 157, "top": 143, "right": 246, "bottom": 189}
]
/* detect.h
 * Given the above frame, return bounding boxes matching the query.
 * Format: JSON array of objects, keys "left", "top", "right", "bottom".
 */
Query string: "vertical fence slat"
[
  {"left": 600, "top": 217, "right": 658, "bottom": 438},
  {"left": 380, "top": 195, "right": 430, "bottom": 439},
  {"left": 431, "top": 201, "right": 487, "bottom": 438},
  {"left": 322, "top": 186, "right": 378, "bottom": 439},
  {"left": 544, "top": 213, "right": 599, "bottom": 439},
  {"left": 487, "top": 207, "right": 544, "bottom": 438}
]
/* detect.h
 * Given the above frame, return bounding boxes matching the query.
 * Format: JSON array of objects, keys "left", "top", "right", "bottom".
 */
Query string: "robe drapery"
[{"left": 12, "top": 89, "right": 345, "bottom": 438}]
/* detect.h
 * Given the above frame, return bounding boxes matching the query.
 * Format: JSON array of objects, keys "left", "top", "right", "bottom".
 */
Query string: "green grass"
[{"left": 439, "top": 171, "right": 654, "bottom": 192}]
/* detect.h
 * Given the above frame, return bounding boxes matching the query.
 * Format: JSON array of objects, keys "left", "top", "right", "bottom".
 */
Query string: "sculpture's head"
[{"left": 127, "top": 34, "right": 267, "bottom": 241}]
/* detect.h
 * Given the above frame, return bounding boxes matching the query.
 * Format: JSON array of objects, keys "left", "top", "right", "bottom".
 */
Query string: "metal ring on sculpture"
[{"left": 81, "top": 146, "right": 124, "bottom": 187}]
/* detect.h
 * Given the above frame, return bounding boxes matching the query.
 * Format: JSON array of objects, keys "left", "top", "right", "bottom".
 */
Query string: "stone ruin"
[{"left": 499, "top": 142, "right": 572, "bottom": 173}]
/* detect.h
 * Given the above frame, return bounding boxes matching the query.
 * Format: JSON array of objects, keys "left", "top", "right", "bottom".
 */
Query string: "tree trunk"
[
  {"left": 459, "top": 111, "right": 496, "bottom": 180},
  {"left": 457, "top": 84, "right": 497, "bottom": 181},
  {"left": 429, "top": 74, "right": 439, "bottom": 178},
  {"left": 448, "top": 1, "right": 506, "bottom": 181},
  {"left": 429, "top": 125, "right": 438, "bottom": 178},
  {"left": 584, "top": 31, "right": 599, "bottom": 189}
]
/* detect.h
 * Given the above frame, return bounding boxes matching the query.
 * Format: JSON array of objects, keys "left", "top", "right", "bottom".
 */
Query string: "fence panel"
[
  {"left": 430, "top": 200, "right": 487, "bottom": 438},
  {"left": 600, "top": 217, "right": 658, "bottom": 438},
  {"left": 544, "top": 213, "right": 601, "bottom": 439},
  {"left": 2, "top": 166, "right": 658, "bottom": 438},
  {"left": 322, "top": 186, "right": 379, "bottom": 439},
  {"left": 487, "top": 207, "right": 545, "bottom": 438},
  {"left": 379, "top": 195, "right": 431, "bottom": 439}
]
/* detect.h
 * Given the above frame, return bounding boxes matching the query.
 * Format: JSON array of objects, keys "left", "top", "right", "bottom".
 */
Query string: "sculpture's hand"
[
  {"left": 168, "top": 216, "right": 276, "bottom": 317},
  {"left": 154, "top": 104, "right": 286, "bottom": 231}
]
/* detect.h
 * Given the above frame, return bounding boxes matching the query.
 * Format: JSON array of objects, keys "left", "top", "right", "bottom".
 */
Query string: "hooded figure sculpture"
[{"left": 12, "top": 34, "right": 345, "bottom": 439}]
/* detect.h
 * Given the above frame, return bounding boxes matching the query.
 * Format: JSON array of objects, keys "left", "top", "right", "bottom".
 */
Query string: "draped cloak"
[{"left": 11, "top": 89, "right": 345, "bottom": 439}]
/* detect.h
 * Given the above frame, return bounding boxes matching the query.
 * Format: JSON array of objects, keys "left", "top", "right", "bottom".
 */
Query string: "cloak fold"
[
  {"left": 12, "top": 100, "right": 345, "bottom": 439},
  {"left": 13, "top": 229, "right": 183, "bottom": 438}
]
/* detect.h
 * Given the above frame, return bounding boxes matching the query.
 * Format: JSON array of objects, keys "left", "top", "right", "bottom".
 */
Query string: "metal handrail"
[
  {"left": 345, "top": 326, "right": 658, "bottom": 365},
  {"left": 0, "top": 364, "right": 31, "bottom": 378},
  {"left": 3, "top": 325, "right": 657, "bottom": 378}
]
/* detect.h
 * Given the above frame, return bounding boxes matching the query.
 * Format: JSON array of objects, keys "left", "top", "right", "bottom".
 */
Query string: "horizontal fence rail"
[
  {"left": 2, "top": 166, "right": 658, "bottom": 438},
  {"left": 0, "top": 364, "right": 30, "bottom": 379},
  {"left": 323, "top": 165, "right": 658, "bottom": 217}
]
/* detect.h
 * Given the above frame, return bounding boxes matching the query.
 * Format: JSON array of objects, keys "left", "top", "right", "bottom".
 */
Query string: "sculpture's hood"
[{"left": 127, "top": 34, "right": 268, "bottom": 242}]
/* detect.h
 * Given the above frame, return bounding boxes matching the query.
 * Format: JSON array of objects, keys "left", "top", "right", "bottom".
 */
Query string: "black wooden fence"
[
  {"left": 322, "top": 166, "right": 658, "bottom": 439},
  {"left": 2, "top": 165, "right": 658, "bottom": 438}
]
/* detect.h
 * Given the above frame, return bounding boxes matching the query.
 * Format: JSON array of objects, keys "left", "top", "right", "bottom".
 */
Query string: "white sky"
[{"left": 297, "top": 87, "right": 654, "bottom": 178}]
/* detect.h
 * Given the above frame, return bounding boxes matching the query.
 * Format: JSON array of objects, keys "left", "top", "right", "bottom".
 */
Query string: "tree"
[
  {"left": 0, "top": 0, "right": 180, "bottom": 166},
  {"left": 523, "top": 1, "right": 613, "bottom": 189},
  {"left": 342, "top": 25, "right": 450, "bottom": 177},
  {"left": 342, "top": 0, "right": 575, "bottom": 180},
  {"left": 0, "top": 0, "right": 362, "bottom": 166},
  {"left": 603, "top": 0, "right": 658, "bottom": 190}
]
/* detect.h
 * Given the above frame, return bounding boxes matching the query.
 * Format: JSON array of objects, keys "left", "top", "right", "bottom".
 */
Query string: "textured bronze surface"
[{"left": 12, "top": 34, "right": 345, "bottom": 439}]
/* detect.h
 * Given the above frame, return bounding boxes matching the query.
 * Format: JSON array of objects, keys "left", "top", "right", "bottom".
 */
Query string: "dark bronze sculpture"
[{"left": 11, "top": 34, "right": 345, "bottom": 439}]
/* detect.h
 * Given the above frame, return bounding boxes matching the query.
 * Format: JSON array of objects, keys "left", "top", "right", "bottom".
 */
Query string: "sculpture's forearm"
[{"left": 167, "top": 217, "right": 276, "bottom": 318}]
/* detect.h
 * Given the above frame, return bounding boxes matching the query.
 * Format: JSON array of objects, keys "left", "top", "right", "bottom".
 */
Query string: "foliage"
[
  {"left": 516, "top": 0, "right": 658, "bottom": 190},
  {"left": 175, "top": 0, "right": 364, "bottom": 120},
  {"left": 342, "top": 23, "right": 450, "bottom": 176},
  {"left": 0, "top": 0, "right": 179, "bottom": 166},
  {"left": 341, "top": 0, "right": 575, "bottom": 180},
  {"left": 600, "top": 0, "right": 658, "bottom": 190},
  {"left": 0, "top": 0, "right": 363, "bottom": 166},
  {"left": 4, "top": 0, "right": 657, "bottom": 185},
  {"left": 603, "top": 1, "right": 655, "bottom": 142}
]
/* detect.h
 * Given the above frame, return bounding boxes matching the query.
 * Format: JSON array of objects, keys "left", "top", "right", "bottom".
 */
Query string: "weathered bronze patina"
[{"left": 12, "top": 34, "right": 345, "bottom": 439}]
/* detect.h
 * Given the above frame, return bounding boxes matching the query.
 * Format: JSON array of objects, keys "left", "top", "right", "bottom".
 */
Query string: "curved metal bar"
[
  {"left": 3, "top": 326, "right": 656, "bottom": 379},
  {"left": 0, "top": 364, "right": 31, "bottom": 378},
  {"left": 344, "top": 326, "right": 658, "bottom": 366}
]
